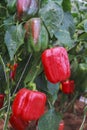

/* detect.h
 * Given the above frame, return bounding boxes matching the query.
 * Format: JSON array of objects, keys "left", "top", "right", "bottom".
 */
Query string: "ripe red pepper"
[
  {"left": 9, "top": 113, "right": 29, "bottom": 130},
  {"left": 41, "top": 47, "right": 71, "bottom": 83},
  {"left": 17, "top": 0, "right": 38, "bottom": 20},
  {"left": 58, "top": 120, "right": 64, "bottom": 130},
  {"left": 25, "top": 18, "right": 41, "bottom": 43},
  {"left": 0, "top": 94, "right": 5, "bottom": 109},
  {"left": 12, "top": 88, "right": 46, "bottom": 121},
  {"left": 61, "top": 80, "right": 75, "bottom": 94},
  {"left": 24, "top": 18, "right": 48, "bottom": 52}
]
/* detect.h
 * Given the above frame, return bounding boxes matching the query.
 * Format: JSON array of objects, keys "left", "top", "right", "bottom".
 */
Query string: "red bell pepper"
[
  {"left": 24, "top": 17, "right": 48, "bottom": 52},
  {"left": 61, "top": 80, "right": 75, "bottom": 94},
  {"left": 0, "top": 94, "right": 5, "bottom": 109},
  {"left": 17, "top": 0, "right": 38, "bottom": 20},
  {"left": 9, "top": 113, "right": 29, "bottom": 130},
  {"left": 12, "top": 88, "right": 46, "bottom": 121},
  {"left": 25, "top": 18, "right": 41, "bottom": 43},
  {"left": 58, "top": 120, "right": 64, "bottom": 130},
  {"left": 41, "top": 47, "right": 71, "bottom": 83}
]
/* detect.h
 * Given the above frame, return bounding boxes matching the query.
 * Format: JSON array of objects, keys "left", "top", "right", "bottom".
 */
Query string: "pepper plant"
[{"left": 0, "top": 0, "right": 87, "bottom": 130}]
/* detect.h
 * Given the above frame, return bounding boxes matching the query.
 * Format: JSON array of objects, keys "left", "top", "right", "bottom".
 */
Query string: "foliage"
[{"left": 0, "top": 0, "right": 87, "bottom": 130}]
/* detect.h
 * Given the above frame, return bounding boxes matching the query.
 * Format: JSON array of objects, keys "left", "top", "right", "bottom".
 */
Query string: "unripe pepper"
[
  {"left": 41, "top": 47, "right": 71, "bottom": 83},
  {"left": 61, "top": 80, "right": 75, "bottom": 94},
  {"left": 24, "top": 18, "right": 48, "bottom": 52},
  {"left": 0, "top": 94, "right": 5, "bottom": 109},
  {"left": 10, "top": 63, "right": 18, "bottom": 80},
  {"left": 9, "top": 113, "right": 29, "bottom": 130},
  {"left": 17, "top": 0, "right": 39, "bottom": 20},
  {"left": 12, "top": 88, "right": 46, "bottom": 121}
]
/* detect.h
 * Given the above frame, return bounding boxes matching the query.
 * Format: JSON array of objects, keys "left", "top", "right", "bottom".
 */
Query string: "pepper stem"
[
  {"left": 28, "top": 61, "right": 42, "bottom": 91},
  {"left": 30, "top": 61, "right": 42, "bottom": 83}
]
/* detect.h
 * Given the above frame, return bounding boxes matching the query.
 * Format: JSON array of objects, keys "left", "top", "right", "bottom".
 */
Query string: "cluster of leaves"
[
  {"left": 0, "top": 0, "right": 87, "bottom": 130},
  {"left": 70, "top": 0, "right": 87, "bottom": 93}
]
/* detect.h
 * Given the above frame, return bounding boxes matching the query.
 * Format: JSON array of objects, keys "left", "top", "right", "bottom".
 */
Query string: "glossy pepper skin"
[
  {"left": 62, "top": 80, "right": 75, "bottom": 94},
  {"left": 24, "top": 18, "right": 48, "bottom": 52},
  {"left": 0, "top": 94, "right": 5, "bottom": 109},
  {"left": 9, "top": 113, "right": 28, "bottom": 130},
  {"left": 58, "top": 120, "right": 64, "bottom": 130},
  {"left": 12, "top": 88, "right": 46, "bottom": 121},
  {"left": 41, "top": 47, "right": 71, "bottom": 83},
  {"left": 17, "top": 0, "right": 38, "bottom": 20}
]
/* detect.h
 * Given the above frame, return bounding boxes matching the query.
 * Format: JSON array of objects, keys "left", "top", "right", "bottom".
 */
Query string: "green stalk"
[
  {"left": 0, "top": 105, "right": 7, "bottom": 112},
  {"left": 48, "top": 99, "right": 53, "bottom": 109},
  {"left": 79, "top": 106, "right": 87, "bottom": 130},
  {"left": 28, "top": 61, "right": 42, "bottom": 91},
  {"left": 0, "top": 55, "right": 10, "bottom": 130},
  {"left": 3, "top": 73, "right": 10, "bottom": 130},
  {"left": 79, "top": 114, "right": 86, "bottom": 130},
  {"left": 13, "top": 54, "right": 32, "bottom": 94},
  {"left": 0, "top": 23, "right": 15, "bottom": 29},
  {"left": 63, "top": 92, "right": 78, "bottom": 113},
  {"left": 30, "top": 62, "right": 42, "bottom": 83}
]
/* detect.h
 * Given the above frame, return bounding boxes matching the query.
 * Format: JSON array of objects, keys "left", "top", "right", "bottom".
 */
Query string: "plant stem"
[
  {"left": 4, "top": 77, "right": 10, "bottom": 130},
  {"left": 48, "top": 99, "right": 53, "bottom": 109},
  {"left": 30, "top": 61, "right": 42, "bottom": 83},
  {"left": 13, "top": 54, "right": 32, "bottom": 94},
  {"left": 3, "top": 75, "right": 10, "bottom": 130},
  {"left": 0, "top": 5, "right": 7, "bottom": 10},
  {"left": 63, "top": 92, "right": 78, "bottom": 113},
  {"left": 0, "top": 105, "right": 7, "bottom": 112},
  {"left": 0, "top": 56, "right": 10, "bottom": 130},
  {"left": 79, "top": 114, "right": 86, "bottom": 130}
]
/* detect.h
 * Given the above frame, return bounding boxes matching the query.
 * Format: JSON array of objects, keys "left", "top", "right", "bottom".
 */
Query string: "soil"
[
  {"left": 0, "top": 99, "right": 87, "bottom": 130},
  {"left": 63, "top": 100, "right": 87, "bottom": 130}
]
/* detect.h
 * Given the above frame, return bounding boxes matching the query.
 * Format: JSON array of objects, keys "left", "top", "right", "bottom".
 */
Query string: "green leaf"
[
  {"left": 6, "top": 0, "right": 16, "bottom": 13},
  {"left": 71, "top": 57, "right": 79, "bottom": 75},
  {"left": 79, "top": 33, "right": 87, "bottom": 41},
  {"left": 50, "top": 0, "right": 63, "bottom": 6},
  {"left": 71, "top": 63, "right": 87, "bottom": 92},
  {"left": 39, "top": 1, "right": 63, "bottom": 37},
  {"left": 84, "top": 20, "right": 87, "bottom": 32},
  {"left": 55, "top": 29, "right": 73, "bottom": 48},
  {"left": 0, "top": 3, "right": 7, "bottom": 59},
  {"left": 38, "top": 108, "right": 62, "bottom": 130},
  {"left": 24, "top": 54, "right": 43, "bottom": 85},
  {"left": 4, "top": 16, "right": 15, "bottom": 29},
  {"left": 47, "top": 82, "right": 59, "bottom": 95},
  {"left": 47, "top": 82, "right": 59, "bottom": 105},
  {"left": 4, "top": 24, "right": 25, "bottom": 60},
  {"left": 6, "top": 0, "right": 16, "bottom": 7},
  {"left": 54, "top": 12, "right": 75, "bottom": 48},
  {"left": 62, "top": 0, "right": 71, "bottom": 12},
  {"left": 35, "top": 73, "right": 48, "bottom": 92},
  {"left": 0, "top": 56, "right": 6, "bottom": 92},
  {"left": 40, "top": 0, "right": 48, "bottom": 7},
  {"left": 40, "top": 0, "right": 63, "bottom": 8},
  {"left": 79, "top": 63, "right": 87, "bottom": 71},
  {"left": 60, "top": 12, "right": 75, "bottom": 37}
]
